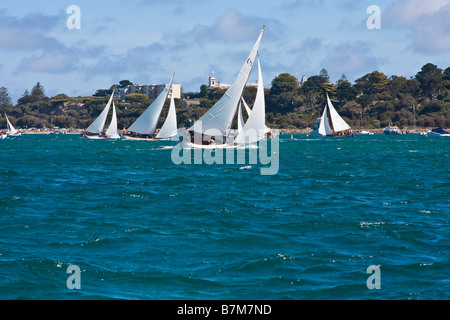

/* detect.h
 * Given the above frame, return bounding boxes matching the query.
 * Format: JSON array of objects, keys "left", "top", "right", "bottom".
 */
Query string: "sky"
[{"left": 1, "top": 0, "right": 450, "bottom": 103}]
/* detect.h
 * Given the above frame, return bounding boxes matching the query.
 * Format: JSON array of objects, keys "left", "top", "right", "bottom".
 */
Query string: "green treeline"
[{"left": 1, "top": 63, "right": 449, "bottom": 130}]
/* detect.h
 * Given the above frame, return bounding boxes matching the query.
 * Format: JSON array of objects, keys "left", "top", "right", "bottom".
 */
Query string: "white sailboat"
[
  {"left": 83, "top": 89, "right": 121, "bottom": 139},
  {"left": 105, "top": 100, "right": 120, "bottom": 139},
  {"left": 182, "top": 27, "right": 266, "bottom": 148},
  {"left": 383, "top": 124, "right": 402, "bottom": 135},
  {"left": 318, "top": 93, "right": 353, "bottom": 137},
  {"left": 5, "top": 114, "right": 21, "bottom": 136},
  {"left": 234, "top": 58, "right": 268, "bottom": 145},
  {"left": 241, "top": 95, "right": 272, "bottom": 136},
  {"left": 124, "top": 74, "right": 176, "bottom": 140},
  {"left": 237, "top": 102, "right": 245, "bottom": 135},
  {"left": 155, "top": 93, "right": 178, "bottom": 140}
]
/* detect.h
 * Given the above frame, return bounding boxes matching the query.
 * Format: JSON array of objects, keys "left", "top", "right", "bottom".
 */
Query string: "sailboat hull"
[
  {"left": 181, "top": 141, "right": 238, "bottom": 149},
  {"left": 123, "top": 135, "right": 162, "bottom": 141},
  {"left": 314, "top": 130, "right": 354, "bottom": 137},
  {"left": 82, "top": 133, "right": 122, "bottom": 140},
  {"left": 327, "top": 130, "right": 354, "bottom": 137},
  {"left": 83, "top": 135, "right": 104, "bottom": 139}
]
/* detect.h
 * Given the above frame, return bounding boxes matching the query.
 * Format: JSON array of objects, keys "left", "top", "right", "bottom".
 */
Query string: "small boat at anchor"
[
  {"left": 383, "top": 125, "right": 402, "bottom": 135},
  {"left": 428, "top": 127, "right": 450, "bottom": 137}
]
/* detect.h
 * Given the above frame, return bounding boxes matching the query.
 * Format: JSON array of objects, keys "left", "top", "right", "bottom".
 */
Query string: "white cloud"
[
  {"left": 188, "top": 9, "right": 269, "bottom": 43},
  {"left": 385, "top": 0, "right": 450, "bottom": 54},
  {"left": 320, "top": 41, "right": 381, "bottom": 81},
  {"left": 17, "top": 51, "right": 78, "bottom": 74},
  {"left": 0, "top": 10, "right": 64, "bottom": 51},
  {"left": 386, "top": 0, "right": 450, "bottom": 26}
]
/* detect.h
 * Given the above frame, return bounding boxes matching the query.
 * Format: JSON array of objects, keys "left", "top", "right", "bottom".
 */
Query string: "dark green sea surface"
[{"left": 0, "top": 133, "right": 448, "bottom": 299}]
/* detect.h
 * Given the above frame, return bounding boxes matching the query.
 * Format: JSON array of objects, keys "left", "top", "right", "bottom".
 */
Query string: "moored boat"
[
  {"left": 383, "top": 125, "right": 402, "bottom": 135},
  {"left": 309, "top": 118, "right": 321, "bottom": 136},
  {"left": 359, "top": 130, "right": 374, "bottom": 135},
  {"left": 428, "top": 127, "right": 450, "bottom": 136}
]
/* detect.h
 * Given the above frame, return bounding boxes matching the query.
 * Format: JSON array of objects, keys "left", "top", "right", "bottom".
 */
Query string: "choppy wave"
[{"left": 0, "top": 134, "right": 448, "bottom": 299}]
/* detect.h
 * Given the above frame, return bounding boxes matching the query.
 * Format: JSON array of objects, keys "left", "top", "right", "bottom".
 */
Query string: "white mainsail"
[
  {"left": 326, "top": 93, "right": 351, "bottom": 133},
  {"left": 156, "top": 93, "right": 178, "bottom": 139},
  {"left": 242, "top": 97, "right": 252, "bottom": 117},
  {"left": 105, "top": 100, "right": 120, "bottom": 139},
  {"left": 242, "top": 96, "right": 271, "bottom": 134},
  {"left": 5, "top": 114, "right": 18, "bottom": 135},
  {"left": 128, "top": 74, "right": 175, "bottom": 136},
  {"left": 237, "top": 103, "right": 245, "bottom": 134},
  {"left": 86, "top": 89, "right": 115, "bottom": 134},
  {"left": 318, "top": 103, "right": 333, "bottom": 136},
  {"left": 190, "top": 28, "right": 264, "bottom": 137},
  {"left": 235, "top": 58, "right": 266, "bottom": 145}
]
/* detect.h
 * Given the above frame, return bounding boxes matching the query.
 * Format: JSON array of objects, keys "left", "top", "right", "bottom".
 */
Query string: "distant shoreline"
[
  {"left": 278, "top": 128, "right": 431, "bottom": 135},
  {"left": 18, "top": 127, "right": 433, "bottom": 136}
]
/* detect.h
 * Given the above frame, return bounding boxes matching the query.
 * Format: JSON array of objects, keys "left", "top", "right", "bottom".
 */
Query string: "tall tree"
[
  {"left": 17, "top": 89, "right": 32, "bottom": 105},
  {"left": 31, "top": 82, "right": 46, "bottom": 100},
  {"left": 119, "top": 80, "right": 133, "bottom": 88},
  {"left": 268, "top": 73, "right": 300, "bottom": 112},
  {"left": 270, "top": 73, "right": 300, "bottom": 95},
  {"left": 443, "top": 67, "right": 450, "bottom": 90},
  {"left": 416, "top": 63, "right": 443, "bottom": 99},
  {"left": 389, "top": 75, "right": 408, "bottom": 100},
  {"left": 0, "top": 87, "right": 12, "bottom": 112},
  {"left": 336, "top": 78, "right": 356, "bottom": 103},
  {"left": 355, "top": 71, "right": 389, "bottom": 95},
  {"left": 319, "top": 68, "right": 330, "bottom": 83}
]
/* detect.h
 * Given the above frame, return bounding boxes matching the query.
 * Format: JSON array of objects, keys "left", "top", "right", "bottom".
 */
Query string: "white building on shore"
[
  {"left": 207, "top": 72, "right": 258, "bottom": 92},
  {"left": 118, "top": 83, "right": 182, "bottom": 100}
]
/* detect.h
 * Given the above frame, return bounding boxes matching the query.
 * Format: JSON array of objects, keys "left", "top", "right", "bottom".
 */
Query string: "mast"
[
  {"left": 105, "top": 100, "right": 120, "bottom": 139},
  {"left": 156, "top": 93, "right": 178, "bottom": 139},
  {"left": 235, "top": 58, "right": 267, "bottom": 145},
  {"left": 190, "top": 27, "right": 264, "bottom": 137},
  {"left": 326, "top": 92, "right": 351, "bottom": 133},
  {"left": 128, "top": 74, "right": 175, "bottom": 136},
  {"left": 86, "top": 88, "right": 115, "bottom": 134}
]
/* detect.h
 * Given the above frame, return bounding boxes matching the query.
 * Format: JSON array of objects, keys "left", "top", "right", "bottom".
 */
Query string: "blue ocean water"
[{"left": 0, "top": 133, "right": 448, "bottom": 300}]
